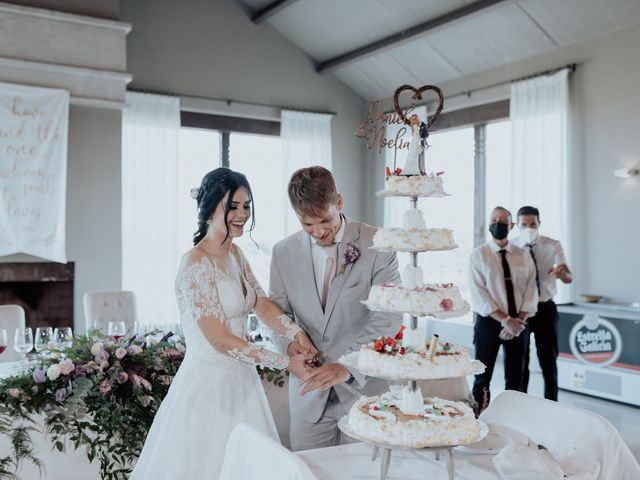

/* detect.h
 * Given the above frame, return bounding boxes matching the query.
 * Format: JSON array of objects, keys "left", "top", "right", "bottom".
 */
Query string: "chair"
[
  {"left": 0, "top": 305, "right": 26, "bottom": 363},
  {"left": 83, "top": 291, "right": 137, "bottom": 334},
  {"left": 480, "top": 390, "right": 640, "bottom": 480},
  {"left": 219, "top": 423, "right": 317, "bottom": 480}
]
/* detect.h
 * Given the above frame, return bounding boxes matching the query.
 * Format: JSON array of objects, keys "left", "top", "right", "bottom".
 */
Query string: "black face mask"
[{"left": 489, "top": 222, "right": 510, "bottom": 240}]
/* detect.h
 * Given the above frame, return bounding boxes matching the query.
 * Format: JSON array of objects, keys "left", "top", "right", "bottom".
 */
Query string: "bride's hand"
[
  {"left": 288, "top": 352, "right": 316, "bottom": 379},
  {"left": 295, "top": 332, "right": 318, "bottom": 356}
]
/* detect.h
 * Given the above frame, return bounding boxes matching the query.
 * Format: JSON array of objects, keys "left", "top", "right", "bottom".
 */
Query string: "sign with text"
[{"left": 0, "top": 82, "right": 69, "bottom": 262}]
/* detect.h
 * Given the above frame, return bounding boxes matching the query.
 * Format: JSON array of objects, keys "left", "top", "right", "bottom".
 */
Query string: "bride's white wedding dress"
[{"left": 131, "top": 245, "right": 298, "bottom": 480}]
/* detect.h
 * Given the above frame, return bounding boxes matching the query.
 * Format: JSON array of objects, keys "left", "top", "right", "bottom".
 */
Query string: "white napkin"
[
  {"left": 494, "top": 441, "right": 598, "bottom": 480},
  {"left": 493, "top": 442, "right": 564, "bottom": 479}
]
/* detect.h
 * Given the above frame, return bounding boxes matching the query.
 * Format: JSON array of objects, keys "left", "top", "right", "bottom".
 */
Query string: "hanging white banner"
[{"left": 0, "top": 82, "right": 69, "bottom": 262}]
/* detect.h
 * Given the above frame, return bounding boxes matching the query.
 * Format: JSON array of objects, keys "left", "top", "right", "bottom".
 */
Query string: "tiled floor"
[{"left": 474, "top": 362, "right": 640, "bottom": 461}]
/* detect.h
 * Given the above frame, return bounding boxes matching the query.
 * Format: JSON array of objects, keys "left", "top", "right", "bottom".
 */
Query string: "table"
[{"left": 296, "top": 442, "right": 499, "bottom": 479}]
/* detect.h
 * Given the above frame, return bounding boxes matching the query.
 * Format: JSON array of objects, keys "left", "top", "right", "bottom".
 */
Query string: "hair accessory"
[{"left": 190, "top": 187, "right": 200, "bottom": 200}]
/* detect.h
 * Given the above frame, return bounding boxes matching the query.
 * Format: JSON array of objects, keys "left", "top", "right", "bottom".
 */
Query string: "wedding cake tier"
[
  {"left": 345, "top": 386, "right": 481, "bottom": 448},
  {"left": 364, "top": 282, "right": 469, "bottom": 317},
  {"left": 377, "top": 173, "right": 447, "bottom": 198},
  {"left": 340, "top": 334, "right": 485, "bottom": 380},
  {"left": 372, "top": 227, "right": 456, "bottom": 252}
]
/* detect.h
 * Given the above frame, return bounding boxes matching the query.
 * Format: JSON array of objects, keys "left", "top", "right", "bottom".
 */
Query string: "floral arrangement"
[{"left": 0, "top": 332, "right": 287, "bottom": 480}]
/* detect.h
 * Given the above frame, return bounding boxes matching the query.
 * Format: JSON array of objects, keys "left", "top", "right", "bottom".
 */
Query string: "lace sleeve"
[
  {"left": 177, "top": 256, "right": 289, "bottom": 370},
  {"left": 234, "top": 245, "right": 267, "bottom": 298},
  {"left": 276, "top": 313, "right": 303, "bottom": 342}
]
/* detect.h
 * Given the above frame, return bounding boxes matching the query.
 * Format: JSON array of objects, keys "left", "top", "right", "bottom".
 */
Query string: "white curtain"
[
  {"left": 122, "top": 92, "right": 181, "bottom": 325},
  {"left": 281, "top": 110, "right": 332, "bottom": 235},
  {"left": 510, "top": 69, "right": 572, "bottom": 302}
]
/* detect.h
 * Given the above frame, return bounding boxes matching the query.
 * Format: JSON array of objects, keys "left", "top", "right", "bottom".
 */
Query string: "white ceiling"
[{"left": 239, "top": 0, "right": 640, "bottom": 100}]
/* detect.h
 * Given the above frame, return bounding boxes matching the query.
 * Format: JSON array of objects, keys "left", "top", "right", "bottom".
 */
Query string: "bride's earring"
[{"left": 206, "top": 218, "right": 213, "bottom": 225}]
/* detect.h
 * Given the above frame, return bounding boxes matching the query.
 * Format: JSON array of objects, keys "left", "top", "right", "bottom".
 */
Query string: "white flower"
[
  {"left": 176, "top": 343, "right": 186, "bottom": 353},
  {"left": 90, "top": 342, "right": 104, "bottom": 355},
  {"left": 47, "top": 364, "right": 61, "bottom": 381},
  {"left": 115, "top": 347, "right": 127, "bottom": 359},
  {"left": 58, "top": 359, "right": 75, "bottom": 375}
]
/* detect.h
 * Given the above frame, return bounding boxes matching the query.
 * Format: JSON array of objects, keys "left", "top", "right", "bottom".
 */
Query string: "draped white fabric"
[
  {"left": 281, "top": 110, "right": 332, "bottom": 235},
  {"left": 122, "top": 92, "right": 180, "bottom": 326},
  {"left": 510, "top": 70, "right": 572, "bottom": 302}
]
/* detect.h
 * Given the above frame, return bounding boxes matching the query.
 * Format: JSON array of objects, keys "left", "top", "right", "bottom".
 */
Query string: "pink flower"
[
  {"left": 116, "top": 371, "right": 129, "bottom": 384},
  {"left": 141, "top": 395, "right": 153, "bottom": 407},
  {"left": 99, "top": 380, "right": 112, "bottom": 394},
  {"left": 8, "top": 388, "right": 22, "bottom": 399},
  {"left": 59, "top": 359, "right": 75, "bottom": 375},
  {"left": 115, "top": 347, "right": 127, "bottom": 359},
  {"left": 127, "top": 345, "right": 143, "bottom": 356},
  {"left": 131, "top": 374, "right": 152, "bottom": 391},
  {"left": 94, "top": 350, "right": 109, "bottom": 365},
  {"left": 32, "top": 369, "right": 46, "bottom": 383},
  {"left": 55, "top": 389, "right": 68, "bottom": 402}
]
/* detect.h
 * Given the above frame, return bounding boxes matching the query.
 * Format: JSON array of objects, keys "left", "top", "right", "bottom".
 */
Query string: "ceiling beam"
[
  {"left": 252, "top": 0, "right": 300, "bottom": 24},
  {"left": 316, "top": 0, "right": 509, "bottom": 74}
]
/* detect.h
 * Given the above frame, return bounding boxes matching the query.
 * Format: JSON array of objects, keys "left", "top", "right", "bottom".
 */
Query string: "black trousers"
[
  {"left": 523, "top": 300, "right": 559, "bottom": 401},
  {"left": 472, "top": 314, "right": 527, "bottom": 413}
]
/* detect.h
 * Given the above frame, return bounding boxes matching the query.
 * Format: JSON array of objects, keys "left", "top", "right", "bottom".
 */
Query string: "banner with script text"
[{"left": 0, "top": 82, "right": 69, "bottom": 262}]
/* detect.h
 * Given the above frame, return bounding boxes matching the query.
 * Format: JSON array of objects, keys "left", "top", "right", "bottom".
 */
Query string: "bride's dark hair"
[{"left": 193, "top": 168, "right": 255, "bottom": 246}]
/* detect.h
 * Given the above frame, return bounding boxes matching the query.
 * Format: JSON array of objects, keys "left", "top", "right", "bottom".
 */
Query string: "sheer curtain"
[
  {"left": 510, "top": 69, "right": 572, "bottom": 302},
  {"left": 281, "top": 110, "right": 332, "bottom": 235},
  {"left": 122, "top": 92, "right": 181, "bottom": 325}
]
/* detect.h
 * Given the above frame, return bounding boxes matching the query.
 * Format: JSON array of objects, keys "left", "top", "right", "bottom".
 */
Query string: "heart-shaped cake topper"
[{"left": 392, "top": 84, "right": 444, "bottom": 129}]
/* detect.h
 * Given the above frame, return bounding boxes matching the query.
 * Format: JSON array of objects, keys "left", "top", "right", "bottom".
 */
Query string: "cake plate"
[
  {"left": 338, "top": 417, "right": 489, "bottom": 480},
  {"left": 375, "top": 189, "right": 450, "bottom": 198}
]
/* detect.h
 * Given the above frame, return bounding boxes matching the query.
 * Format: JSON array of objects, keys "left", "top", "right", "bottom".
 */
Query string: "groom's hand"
[{"left": 299, "top": 364, "right": 351, "bottom": 396}]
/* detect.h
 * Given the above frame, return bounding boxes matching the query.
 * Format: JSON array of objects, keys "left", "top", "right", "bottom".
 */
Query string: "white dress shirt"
[
  {"left": 512, "top": 234, "right": 568, "bottom": 303},
  {"left": 468, "top": 240, "right": 539, "bottom": 318},
  {"left": 310, "top": 216, "right": 346, "bottom": 300}
]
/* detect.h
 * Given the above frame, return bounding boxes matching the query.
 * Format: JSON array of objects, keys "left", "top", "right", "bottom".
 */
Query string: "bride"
[{"left": 131, "top": 168, "right": 317, "bottom": 479}]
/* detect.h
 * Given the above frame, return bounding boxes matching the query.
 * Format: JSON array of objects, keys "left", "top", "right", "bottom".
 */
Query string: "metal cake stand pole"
[{"left": 380, "top": 448, "right": 392, "bottom": 480}]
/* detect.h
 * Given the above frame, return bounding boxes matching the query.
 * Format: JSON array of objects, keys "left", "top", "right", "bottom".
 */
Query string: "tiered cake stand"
[{"left": 338, "top": 85, "right": 486, "bottom": 480}]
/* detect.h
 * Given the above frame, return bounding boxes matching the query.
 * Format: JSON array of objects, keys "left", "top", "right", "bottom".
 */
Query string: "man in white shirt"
[
  {"left": 513, "top": 206, "right": 572, "bottom": 401},
  {"left": 468, "top": 206, "right": 539, "bottom": 413}
]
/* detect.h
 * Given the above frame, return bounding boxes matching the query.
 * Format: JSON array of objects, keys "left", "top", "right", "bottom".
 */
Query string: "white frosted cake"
[
  {"left": 382, "top": 173, "right": 446, "bottom": 197},
  {"left": 346, "top": 386, "right": 481, "bottom": 448},
  {"left": 366, "top": 282, "right": 468, "bottom": 316},
  {"left": 342, "top": 331, "right": 484, "bottom": 379},
  {"left": 373, "top": 227, "right": 455, "bottom": 251}
]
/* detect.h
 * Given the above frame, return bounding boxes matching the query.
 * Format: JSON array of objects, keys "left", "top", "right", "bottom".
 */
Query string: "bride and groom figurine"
[
  {"left": 403, "top": 113, "right": 429, "bottom": 176},
  {"left": 130, "top": 166, "right": 402, "bottom": 479}
]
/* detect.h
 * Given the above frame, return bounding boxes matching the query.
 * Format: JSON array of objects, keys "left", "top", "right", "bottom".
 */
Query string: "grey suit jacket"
[{"left": 269, "top": 218, "right": 401, "bottom": 423}]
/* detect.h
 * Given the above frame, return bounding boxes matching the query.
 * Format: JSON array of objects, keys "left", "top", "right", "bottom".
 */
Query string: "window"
[
  {"left": 229, "top": 133, "right": 285, "bottom": 291},
  {"left": 384, "top": 126, "right": 475, "bottom": 322},
  {"left": 178, "top": 114, "right": 285, "bottom": 293},
  {"left": 177, "top": 127, "right": 220, "bottom": 256},
  {"left": 485, "top": 120, "right": 513, "bottom": 235}
]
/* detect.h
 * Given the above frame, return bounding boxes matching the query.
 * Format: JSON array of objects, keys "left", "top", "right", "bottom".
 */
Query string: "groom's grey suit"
[{"left": 269, "top": 217, "right": 401, "bottom": 450}]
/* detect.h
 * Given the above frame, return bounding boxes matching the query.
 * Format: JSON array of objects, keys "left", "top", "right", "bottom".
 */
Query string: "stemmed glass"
[
  {"left": 0, "top": 329, "right": 8, "bottom": 356},
  {"left": 107, "top": 321, "right": 126, "bottom": 341},
  {"left": 246, "top": 314, "right": 260, "bottom": 342},
  {"left": 34, "top": 327, "right": 54, "bottom": 358},
  {"left": 54, "top": 327, "right": 74, "bottom": 351},
  {"left": 14, "top": 327, "right": 34, "bottom": 369}
]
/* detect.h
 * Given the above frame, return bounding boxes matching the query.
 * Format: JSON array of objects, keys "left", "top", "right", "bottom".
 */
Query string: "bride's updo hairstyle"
[{"left": 193, "top": 168, "right": 255, "bottom": 245}]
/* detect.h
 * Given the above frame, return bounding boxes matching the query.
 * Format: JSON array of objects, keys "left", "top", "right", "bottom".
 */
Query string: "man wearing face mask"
[
  {"left": 513, "top": 206, "right": 572, "bottom": 401},
  {"left": 468, "top": 206, "right": 539, "bottom": 413}
]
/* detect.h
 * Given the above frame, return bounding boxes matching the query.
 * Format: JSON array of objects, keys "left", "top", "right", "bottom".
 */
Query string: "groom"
[{"left": 270, "top": 166, "right": 401, "bottom": 451}]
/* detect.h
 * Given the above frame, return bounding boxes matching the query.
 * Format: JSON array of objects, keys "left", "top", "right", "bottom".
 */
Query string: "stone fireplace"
[{"left": 0, "top": 262, "right": 74, "bottom": 330}]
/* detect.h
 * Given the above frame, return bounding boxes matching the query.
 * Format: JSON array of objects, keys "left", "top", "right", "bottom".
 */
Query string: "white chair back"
[
  {"left": 0, "top": 305, "right": 26, "bottom": 363},
  {"left": 219, "top": 423, "right": 317, "bottom": 480},
  {"left": 83, "top": 291, "right": 137, "bottom": 334},
  {"left": 480, "top": 390, "right": 640, "bottom": 480}
]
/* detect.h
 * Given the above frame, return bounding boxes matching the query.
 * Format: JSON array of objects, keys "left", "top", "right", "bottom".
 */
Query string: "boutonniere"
[{"left": 340, "top": 242, "right": 361, "bottom": 274}]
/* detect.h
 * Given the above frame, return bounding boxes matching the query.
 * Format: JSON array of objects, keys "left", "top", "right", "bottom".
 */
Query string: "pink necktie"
[{"left": 321, "top": 244, "right": 338, "bottom": 310}]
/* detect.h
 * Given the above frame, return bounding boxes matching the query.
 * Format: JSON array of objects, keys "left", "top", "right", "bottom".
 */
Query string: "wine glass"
[
  {"left": 107, "top": 320, "right": 126, "bottom": 341},
  {"left": 14, "top": 327, "right": 33, "bottom": 369},
  {"left": 53, "top": 327, "right": 74, "bottom": 351},
  {"left": 34, "top": 327, "right": 54, "bottom": 357},
  {"left": 0, "top": 329, "right": 8, "bottom": 356}
]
